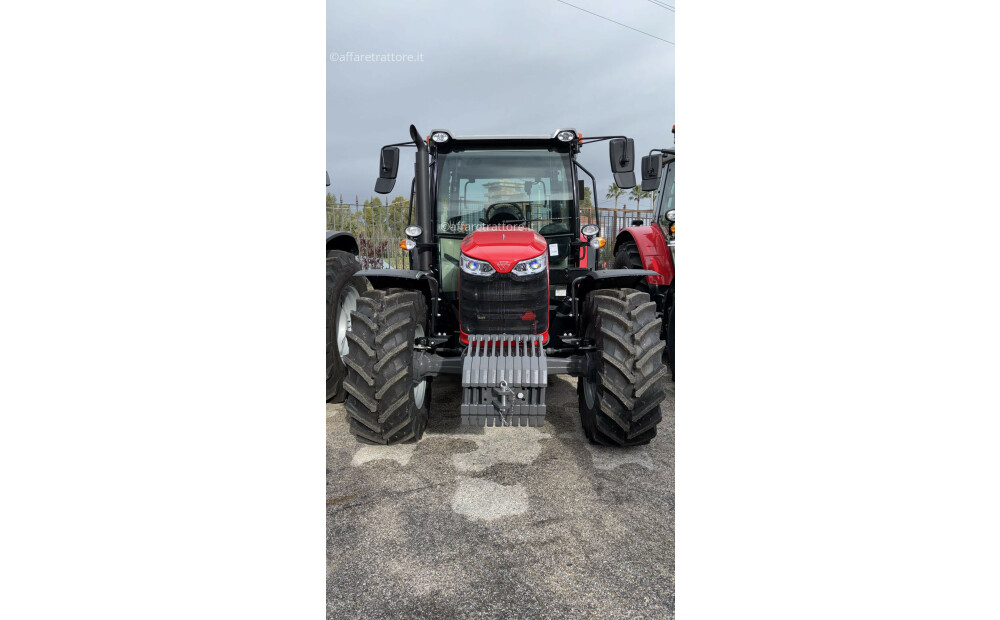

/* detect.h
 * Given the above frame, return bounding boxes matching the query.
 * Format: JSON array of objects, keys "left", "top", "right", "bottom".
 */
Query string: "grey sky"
[{"left": 326, "top": 0, "right": 674, "bottom": 207}]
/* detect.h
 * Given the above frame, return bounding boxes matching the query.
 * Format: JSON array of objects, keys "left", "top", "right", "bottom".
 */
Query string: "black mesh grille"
[{"left": 460, "top": 271, "right": 548, "bottom": 335}]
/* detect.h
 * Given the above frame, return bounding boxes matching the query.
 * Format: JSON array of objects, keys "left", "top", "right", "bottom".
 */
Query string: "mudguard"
[
  {"left": 614, "top": 226, "right": 673, "bottom": 286},
  {"left": 355, "top": 269, "right": 438, "bottom": 299},
  {"left": 326, "top": 230, "right": 359, "bottom": 255}
]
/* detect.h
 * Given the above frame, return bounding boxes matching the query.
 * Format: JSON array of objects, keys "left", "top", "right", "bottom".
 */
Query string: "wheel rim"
[
  {"left": 583, "top": 367, "right": 597, "bottom": 409},
  {"left": 413, "top": 325, "right": 427, "bottom": 408},
  {"left": 337, "top": 284, "right": 360, "bottom": 357}
]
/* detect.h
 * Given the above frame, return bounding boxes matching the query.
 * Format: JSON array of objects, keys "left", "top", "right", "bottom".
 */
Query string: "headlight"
[
  {"left": 581, "top": 223, "right": 600, "bottom": 237},
  {"left": 556, "top": 130, "right": 576, "bottom": 142},
  {"left": 404, "top": 225, "right": 422, "bottom": 237},
  {"left": 460, "top": 253, "right": 496, "bottom": 276},
  {"left": 511, "top": 251, "right": 547, "bottom": 276},
  {"left": 431, "top": 132, "right": 450, "bottom": 143},
  {"left": 666, "top": 209, "right": 675, "bottom": 222}
]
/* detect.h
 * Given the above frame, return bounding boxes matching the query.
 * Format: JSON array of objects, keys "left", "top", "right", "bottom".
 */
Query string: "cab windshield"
[
  {"left": 435, "top": 149, "right": 577, "bottom": 292},
  {"left": 436, "top": 149, "right": 574, "bottom": 236}
]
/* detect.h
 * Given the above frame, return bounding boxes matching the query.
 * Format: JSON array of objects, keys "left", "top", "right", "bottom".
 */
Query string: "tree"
[
  {"left": 581, "top": 186, "right": 594, "bottom": 209},
  {"left": 605, "top": 184, "right": 626, "bottom": 210},
  {"left": 628, "top": 186, "right": 644, "bottom": 214}
]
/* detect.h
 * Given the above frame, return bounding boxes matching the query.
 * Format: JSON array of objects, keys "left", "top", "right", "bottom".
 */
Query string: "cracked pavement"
[{"left": 327, "top": 373, "right": 674, "bottom": 619}]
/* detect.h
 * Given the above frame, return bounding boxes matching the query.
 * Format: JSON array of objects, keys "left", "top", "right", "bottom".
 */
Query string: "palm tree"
[
  {"left": 606, "top": 184, "right": 626, "bottom": 210},
  {"left": 628, "top": 186, "right": 644, "bottom": 221}
]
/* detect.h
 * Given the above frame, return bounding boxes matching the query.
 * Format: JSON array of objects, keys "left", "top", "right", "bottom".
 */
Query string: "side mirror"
[
  {"left": 374, "top": 146, "right": 400, "bottom": 194},
  {"left": 609, "top": 138, "right": 636, "bottom": 189},
  {"left": 326, "top": 171, "right": 331, "bottom": 187},
  {"left": 640, "top": 154, "right": 662, "bottom": 191}
]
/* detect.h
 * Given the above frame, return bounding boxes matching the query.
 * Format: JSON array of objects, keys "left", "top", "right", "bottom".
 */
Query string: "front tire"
[
  {"left": 343, "top": 288, "right": 430, "bottom": 445},
  {"left": 327, "top": 250, "right": 370, "bottom": 402},
  {"left": 578, "top": 289, "right": 669, "bottom": 446}
]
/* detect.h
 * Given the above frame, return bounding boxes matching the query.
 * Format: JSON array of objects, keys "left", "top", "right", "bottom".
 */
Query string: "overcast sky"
[{"left": 327, "top": 0, "right": 674, "bottom": 206}]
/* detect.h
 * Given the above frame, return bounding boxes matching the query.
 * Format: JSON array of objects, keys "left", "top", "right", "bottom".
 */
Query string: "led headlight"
[
  {"left": 511, "top": 251, "right": 547, "bottom": 276},
  {"left": 556, "top": 130, "right": 576, "bottom": 142},
  {"left": 431, "top": 132, "right": 450, "bottom": 143},
  {"left": 581, "top": 223, "right": 600, "bottom": 237},
  {"left": 666, "top": 209, "right": 675, "bottom": 222},
  {"left": 404, "top": 225, "right": 423, "bottom": 237},
  {"left": 460, "top": 253, "right": 496, "bottom": 275}
]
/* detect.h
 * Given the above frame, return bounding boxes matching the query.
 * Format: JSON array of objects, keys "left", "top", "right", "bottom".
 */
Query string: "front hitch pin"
[{"left": 493, "top": 379, "right": 516, "bottom": 426}]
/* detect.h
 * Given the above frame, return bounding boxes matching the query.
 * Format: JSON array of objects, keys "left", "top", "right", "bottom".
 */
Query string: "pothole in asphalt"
[{"left": 450, "top": 477, "right": 528, "bottom": 521}]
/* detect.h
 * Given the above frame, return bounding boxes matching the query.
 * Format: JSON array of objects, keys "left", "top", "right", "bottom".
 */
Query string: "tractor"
[
  {"left": 326, "top": 171, "right": 370, "bottom": 402},
  {"left": 342, "top": 125, "right": 672, "bottom": 447},
  {"left": 613, "top": 129, "right": 675, "bottom": 375}
]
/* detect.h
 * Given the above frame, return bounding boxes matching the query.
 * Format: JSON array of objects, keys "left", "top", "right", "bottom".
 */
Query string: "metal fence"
[{"left": 327, "top": 200, "right": 654, "bottom": 270}]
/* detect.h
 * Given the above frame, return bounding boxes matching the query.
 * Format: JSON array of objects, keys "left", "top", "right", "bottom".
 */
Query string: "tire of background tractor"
[
  {"left": 343, "top": 288, "right": 430, "bottom": 444},
  {"left": 664, "top": 304, "right": 674, "bottom": 379},
  {"left": 326, "top": 250, "right": 370, "bottom": 402},
  {"left": 578, "top": 289, "right": 669, "bottom": 446},
  {"left": 613, "top": 241, "right": 650, "bottom": 293}
]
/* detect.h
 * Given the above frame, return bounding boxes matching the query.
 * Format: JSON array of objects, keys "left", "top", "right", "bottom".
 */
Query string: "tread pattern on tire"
[
  {"left": 327, "top": 250, "right": 367, "bottom": 402},
  {"left": 613, "top": 242, "right": 650, "bottom": 293},
  {"left": 580, "top": 289, "right": 668, "bottom": 446},
  {"left": 615, "top": 240, "right": 674, "bottom": 375},
  {"left": 344, "top": 288, "right": 428, "bottom": 445}
]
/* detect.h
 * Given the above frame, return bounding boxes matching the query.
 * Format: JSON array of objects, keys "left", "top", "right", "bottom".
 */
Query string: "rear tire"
[
  {"left": 344, "top": 288, "right": 430, "bottom": 445},
  {"left": 327, "top": 250, "right": 369, "bottom": 402},
  {"left": 613, "top": 241, "right": 650, "bottom": 293},
  {"left": 578, "top": 289, "right": 669, "bottom": 446}
]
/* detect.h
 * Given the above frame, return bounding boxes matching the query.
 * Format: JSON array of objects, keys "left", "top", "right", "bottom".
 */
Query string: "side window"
[{"left": 656, "top": 162, "right": 675, "bottom": 227}]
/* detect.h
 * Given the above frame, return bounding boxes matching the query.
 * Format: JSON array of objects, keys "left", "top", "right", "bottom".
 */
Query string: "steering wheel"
[{"left": 484, "top": 202, "right": 525, "bottom": 226}]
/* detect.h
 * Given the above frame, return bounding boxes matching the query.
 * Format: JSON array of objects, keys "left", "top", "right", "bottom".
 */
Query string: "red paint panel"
[
  {"left": 461, "top": 226, "right": 548, "bottom": 273},
  {"left": 618, "top": 226, "right": 673, "bottom": 286}
]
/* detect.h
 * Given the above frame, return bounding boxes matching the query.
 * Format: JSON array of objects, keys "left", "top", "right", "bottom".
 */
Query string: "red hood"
[{"left": 461, "top": 227, "right": 548, "bottom": 273}]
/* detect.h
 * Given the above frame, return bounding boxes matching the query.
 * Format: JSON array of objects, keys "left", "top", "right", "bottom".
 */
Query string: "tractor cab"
[{"left": 343, "top": 125, "right": 669, "bottom": 447}]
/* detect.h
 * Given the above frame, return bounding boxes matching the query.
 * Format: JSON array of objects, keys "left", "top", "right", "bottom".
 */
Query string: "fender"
[
  {"left": 572, "top": 268, "right": 661, "bottom": 334},
  {"left": 326, "top": 230, "right": 359, "bottom": 255},
  {"left": 614, "top": 226, "right": 673, "bottom": 286},
  {"left": 355, "top": 269, "right": 438, "bottom": 299},
  {"left": 355, "top": 269, "right": 439, "bottom": 333}
]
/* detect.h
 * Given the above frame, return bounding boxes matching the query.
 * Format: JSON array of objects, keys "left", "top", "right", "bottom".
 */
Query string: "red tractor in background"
[
  {"left": 613, "top": 129, "right": 675, "bottom": 375},
  {"left": 340, "top": 125, "right": 673, "bottom": 447}
]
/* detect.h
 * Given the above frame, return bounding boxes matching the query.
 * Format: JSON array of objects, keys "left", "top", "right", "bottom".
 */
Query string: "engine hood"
[{"left": 461, "top": 227, "right": 548, "bottom": 273}]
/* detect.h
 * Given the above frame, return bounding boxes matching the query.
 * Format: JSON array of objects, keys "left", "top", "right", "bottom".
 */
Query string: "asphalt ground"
[{"left": 327, "top": 372, "right": 674, "bottom": 619}]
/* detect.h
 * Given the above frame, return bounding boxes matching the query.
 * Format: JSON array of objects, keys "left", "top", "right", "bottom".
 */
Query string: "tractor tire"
[
  {"left": 326, "top": 250, "right": 369, "bottom": 402},
  {"left": 664, "top": 303, "right": 674, "bottom": 379},
  {"left": 613, "top": 241, "right": 650, "bottom": 293},
  {"left": 343, "top": 288, "right": 430, "bottom": 445},
  {"left": 615, "top": 240, "right": 673, "bottom": 374},
  {"left": 578, "top": 289, "right": 669, "bottom": 447}
]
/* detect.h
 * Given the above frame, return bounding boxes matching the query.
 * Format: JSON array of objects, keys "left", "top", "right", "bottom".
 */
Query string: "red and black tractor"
[
  {"left": 342, "top": 125, "right": 671, "bottom": 447},
  {"left": 613, "top": 136, "right": 675, "bottom": 375}
]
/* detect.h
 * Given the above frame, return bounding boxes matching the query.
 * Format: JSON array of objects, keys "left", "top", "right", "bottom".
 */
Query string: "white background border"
[{"left": 1, "top": 1, "right": 998, "bottom": 618}]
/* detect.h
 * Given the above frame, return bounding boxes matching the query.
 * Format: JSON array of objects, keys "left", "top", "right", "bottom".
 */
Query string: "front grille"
[{"left": 460, "top": 271, "right": 548, "bottom": 336}]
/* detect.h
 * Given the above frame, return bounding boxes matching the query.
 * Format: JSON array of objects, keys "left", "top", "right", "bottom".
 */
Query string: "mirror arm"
[{"left": 574, "top": 161, "right": 598, "bottom": 210}]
